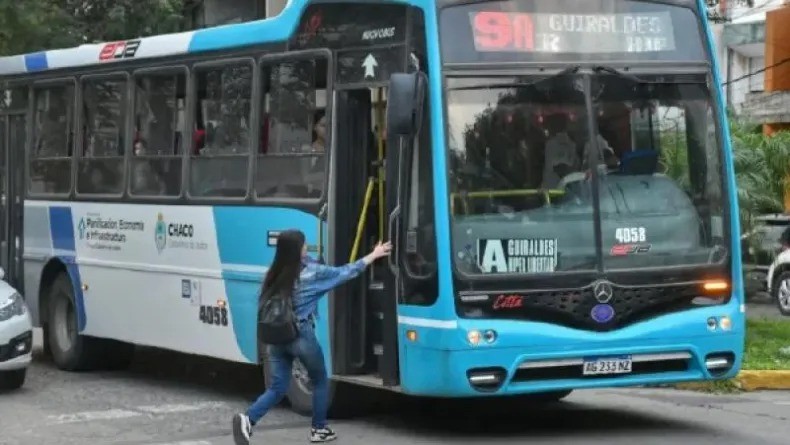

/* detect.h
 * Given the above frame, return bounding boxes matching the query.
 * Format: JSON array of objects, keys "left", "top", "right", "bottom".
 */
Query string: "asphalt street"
[
  {"left": 0, "top": 296, "right": 790, "bottom": 445},
  {"left": 1, "top": 326, "right": 789, "bottom": 445}
]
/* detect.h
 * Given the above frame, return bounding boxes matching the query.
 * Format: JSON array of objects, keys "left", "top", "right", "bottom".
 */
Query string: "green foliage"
[
  {"left": 730, "top": 117, "right": 790, "bottom": 233},
  {"left": 658, "top": 124, "right": 691, "bottom": 191},
  {"left": 0, "top": 0, "right": 187, "bottom": 57},
  {"left": 657, "top": 111, "right": 790, "bottom": 234},
  {"left": 743, "top": 318, "right": 790, "bottom": 370}
]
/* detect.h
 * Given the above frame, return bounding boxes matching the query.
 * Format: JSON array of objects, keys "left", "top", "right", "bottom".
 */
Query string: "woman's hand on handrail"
[{"left": 363, "top": 241, "right": 393, "bottom": 265}]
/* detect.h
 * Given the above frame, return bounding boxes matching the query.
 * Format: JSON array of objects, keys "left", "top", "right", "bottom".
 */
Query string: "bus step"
[
  {"left": 369, "top": 281, "right": 384, "bottom": 291},
  {"left": 331, "top": 374, "right": 400, "bottom": 391}
]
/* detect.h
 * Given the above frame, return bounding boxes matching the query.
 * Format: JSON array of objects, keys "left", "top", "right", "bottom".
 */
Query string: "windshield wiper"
[
  {"left": 452, "top": 65, "right": 581, "bottom": 91},
  {"left": 592, "top": 65, "right": 705, "bottom": 85}
]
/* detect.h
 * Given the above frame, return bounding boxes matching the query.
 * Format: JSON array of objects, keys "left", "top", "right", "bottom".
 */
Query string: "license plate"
[{"left": 582, "top": 356, "right": 633, "bottom": 376}]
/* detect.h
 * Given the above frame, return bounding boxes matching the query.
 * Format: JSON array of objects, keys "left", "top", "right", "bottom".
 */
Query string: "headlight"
[{"left": 0, "top": 293, "right": 26, "bottom": 321}]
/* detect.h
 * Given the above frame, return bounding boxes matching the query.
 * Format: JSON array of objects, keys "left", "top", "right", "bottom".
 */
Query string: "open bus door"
[
  {"left": 0, "top": 105, "right": 26, "bottom": 290},
  {"left": 328, "top": 75, "right": 426, "bottom": 391},
  {"left": 317, "top": 60, "right": 432, "bottom": 415}
]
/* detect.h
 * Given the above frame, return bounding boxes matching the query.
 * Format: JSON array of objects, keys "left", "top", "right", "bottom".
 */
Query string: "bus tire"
[
  {"left": 41, "top": 326, "right": 53, "bottom": 358},
  {"left": 260, "top": 345, "right": 362, "bottom": 418},
  {"left": 47, "top": 273, "right": 101, "bottom": 371},
  {"left": 261, "top": 347, "right": 313, "bottom": 416}
]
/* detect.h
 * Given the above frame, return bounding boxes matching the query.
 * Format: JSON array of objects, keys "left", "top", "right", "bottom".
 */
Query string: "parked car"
[
  {"left": 764, "top": 216, "right": 790, "bottom": 317},
  {"left": 0, "top": 267, "right": 32, "bottom": 390},
  {"left": 743, "top": 214, "right": 790, "bottom": 294}
]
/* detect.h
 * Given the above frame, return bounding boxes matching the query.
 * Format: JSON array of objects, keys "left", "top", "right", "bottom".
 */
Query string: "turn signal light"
[{"left": 702, "top": 280, "right": 729, "bottom": 293}]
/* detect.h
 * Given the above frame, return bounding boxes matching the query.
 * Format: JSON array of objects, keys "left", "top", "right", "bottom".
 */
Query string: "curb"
[
  {"left": 736, "top": 370, "right": 790, "bottom": 391},
  {"left": 672, "top": 370, "right": 790, "bottom": 392}
]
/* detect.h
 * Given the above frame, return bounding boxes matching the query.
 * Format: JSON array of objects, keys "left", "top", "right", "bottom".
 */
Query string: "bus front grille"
[
  {"left": 511, "top": 352, "right": 691, "bottom": 383},
  {"left": 460, "top": 281, "right": 718, "bottom": 331}
]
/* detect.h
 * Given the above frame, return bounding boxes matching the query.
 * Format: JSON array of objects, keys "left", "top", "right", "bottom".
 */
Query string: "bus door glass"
[
  {"left": 0, "top": 112, "right": 7, "bottom": 276},
  {"left": 0, "top": 87, "right": 29, "bottom": 288}
]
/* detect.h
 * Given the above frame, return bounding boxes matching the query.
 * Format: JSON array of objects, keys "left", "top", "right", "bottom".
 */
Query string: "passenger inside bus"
[
  {"left": 127, "top": 72, "right": 188, "bottom": 196},
  {"left": 301, "top": 110, "right": 327, "bottom": 197},
  {"left": 255, "top": 58, "right": 328, "bottom": 200},
  {"left": 541, "top": 113, "right": 578, "bottom": 190},
  {"left": 131, "top": 134, "right": 167, "bottom": 195}
]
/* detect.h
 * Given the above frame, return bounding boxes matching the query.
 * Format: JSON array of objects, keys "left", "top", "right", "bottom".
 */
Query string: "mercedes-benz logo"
[{"left": 593, "top": 280, "right": 614, "bottom": 304}]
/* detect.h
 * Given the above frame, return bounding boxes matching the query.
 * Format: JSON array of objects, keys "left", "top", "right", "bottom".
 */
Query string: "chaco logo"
[
  {"left": 154, "top": 213, "right": 167, "bottom": 253},
  {"left": 154, "top": 212, "right": 196, "bottom": 254}
]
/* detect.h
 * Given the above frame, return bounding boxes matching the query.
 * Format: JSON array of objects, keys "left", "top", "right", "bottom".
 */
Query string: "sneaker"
[
  {"left": 233, "top": 413, "right": 253, "bottom": 445},
  {"left": 310, "top": 426, "right": 337, "bottom": 443}
]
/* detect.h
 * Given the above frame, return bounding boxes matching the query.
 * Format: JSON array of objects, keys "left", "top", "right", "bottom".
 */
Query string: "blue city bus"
[{"left": 0, "top": 0, "right": 743, "bottom": 415}]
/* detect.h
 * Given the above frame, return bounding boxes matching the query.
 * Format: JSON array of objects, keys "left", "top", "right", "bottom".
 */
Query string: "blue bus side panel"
[
  {"left": 23, "top": 201, "right": 327, "bottom": 366},
  {"left": 212, "top": 206, "right": 328, "bottom": 367}
]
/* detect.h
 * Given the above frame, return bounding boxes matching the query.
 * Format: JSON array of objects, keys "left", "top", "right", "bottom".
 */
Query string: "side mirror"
[{"left": 386, "top": 72, "right": 427, "bottom": 139}]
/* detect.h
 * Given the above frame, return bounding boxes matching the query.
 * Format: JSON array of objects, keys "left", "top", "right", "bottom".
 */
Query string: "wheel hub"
[
  {"left": 779, "top": 279, "right": 790, "bottom": 310},
  {"left": 53, "top": 293, "right": 76, "bottom": 352}
]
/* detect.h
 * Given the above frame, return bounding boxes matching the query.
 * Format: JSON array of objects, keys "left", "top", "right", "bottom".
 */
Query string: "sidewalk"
[
  {"left": 730, "top": 296, "right": 788, "bottom": 390},
  {"left": 746, "top": 292, "right": 784, "bottom": 320}
]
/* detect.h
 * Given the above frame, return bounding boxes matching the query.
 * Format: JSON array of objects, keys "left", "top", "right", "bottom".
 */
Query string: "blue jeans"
[{"left": 247, "top": 321, "right": 329, "bottom": 428}]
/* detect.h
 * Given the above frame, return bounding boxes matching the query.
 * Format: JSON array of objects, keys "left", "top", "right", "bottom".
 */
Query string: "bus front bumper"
[{"left": 398, "top": 304, "right": 744, "bottom": 397}]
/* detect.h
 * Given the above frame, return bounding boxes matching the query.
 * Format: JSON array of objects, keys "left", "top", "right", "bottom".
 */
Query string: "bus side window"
[
  {"left": 77, "top": 76, "right": 127, "bottom": 196},
  {"left": 29, "top": 83, "right": 75, "bottom": 195},
  {"left": 255, "top": 57, "right": 328, "bottom": 200},
  {"left": 131, "top": 69, "right": 186, "bottom": 197},
  {"left": 189, "top": 61, "right": 253, "bottom": 198}
]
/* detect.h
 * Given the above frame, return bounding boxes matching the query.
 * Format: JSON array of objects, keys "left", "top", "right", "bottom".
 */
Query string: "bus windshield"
[{"left": 446, "top": 72, "right": 728, "bottom": 276}]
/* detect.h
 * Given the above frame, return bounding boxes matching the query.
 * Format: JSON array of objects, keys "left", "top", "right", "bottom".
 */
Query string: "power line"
[{"left": 722, "top": 56, "right": 790, "bottom": 85}]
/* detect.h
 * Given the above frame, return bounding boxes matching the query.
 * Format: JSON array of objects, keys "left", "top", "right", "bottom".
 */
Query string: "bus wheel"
[
  {"left": 47, "top": 273, "right": 100, "bottom": 371},
  {"left": 261, "top": 347, "right": 312, "bottom": 416},
  {"left": 260, "top": 346, "right": 373, "bottom": 418}
]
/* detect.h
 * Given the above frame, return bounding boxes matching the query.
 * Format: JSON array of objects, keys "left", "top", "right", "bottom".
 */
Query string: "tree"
[
  {"left": 730, "top": 117, "right": 790, "bottom": 232},
  {"left": 0, "top": 0, "right": 188, "bottom": 57}
]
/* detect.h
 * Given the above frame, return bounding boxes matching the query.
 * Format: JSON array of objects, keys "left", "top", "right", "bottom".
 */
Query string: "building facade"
[
  {"left": 184, "top": 0, "right": 289, "bottom": 28},
  {"left": 710, "top": 0, "right": 790, "bottom": 133}
]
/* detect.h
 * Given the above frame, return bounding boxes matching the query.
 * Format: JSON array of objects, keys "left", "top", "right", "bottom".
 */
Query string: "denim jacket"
[{"left": 291, "top": 258, "right": 367, "bottom": 322}]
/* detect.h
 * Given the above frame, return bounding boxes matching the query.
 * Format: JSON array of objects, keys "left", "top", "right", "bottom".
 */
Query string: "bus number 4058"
[{"left": 199, "top": 305, "right": 228, "bottom": 326}]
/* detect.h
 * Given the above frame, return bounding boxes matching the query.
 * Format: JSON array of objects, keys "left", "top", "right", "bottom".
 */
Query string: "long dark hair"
[{"left": 261, "top": 230, "right": 305, "bottom": 301}]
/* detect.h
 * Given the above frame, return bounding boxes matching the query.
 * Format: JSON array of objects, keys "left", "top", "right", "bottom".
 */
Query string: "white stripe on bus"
[{"left": 397, "top": 316, "right": 458, "bottom": 329}]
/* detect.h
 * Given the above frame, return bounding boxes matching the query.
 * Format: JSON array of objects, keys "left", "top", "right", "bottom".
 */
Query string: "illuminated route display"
[
  {"left": 440, "top": 0, "right": 706, "bottom": 63},
  {"left": 470, "top": 11, "right": 675, "bottom": 54}
]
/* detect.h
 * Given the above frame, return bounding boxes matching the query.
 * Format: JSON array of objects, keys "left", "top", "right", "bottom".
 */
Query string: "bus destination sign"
[{"left": 470, "top": 11, "right": 676, "bottom": 54}]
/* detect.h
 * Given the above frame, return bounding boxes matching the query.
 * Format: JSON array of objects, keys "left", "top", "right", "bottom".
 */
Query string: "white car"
[
  {"left": 0, "top": 267, "right": 32, "bottom": 391},
  {"left": 766, "top": 250, "right": 790, "bottom": 317}
]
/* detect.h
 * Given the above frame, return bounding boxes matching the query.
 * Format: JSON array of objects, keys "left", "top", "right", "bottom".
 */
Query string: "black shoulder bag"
[{"left": 258, "top": 288, "right": 299, "bottom": 345}]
